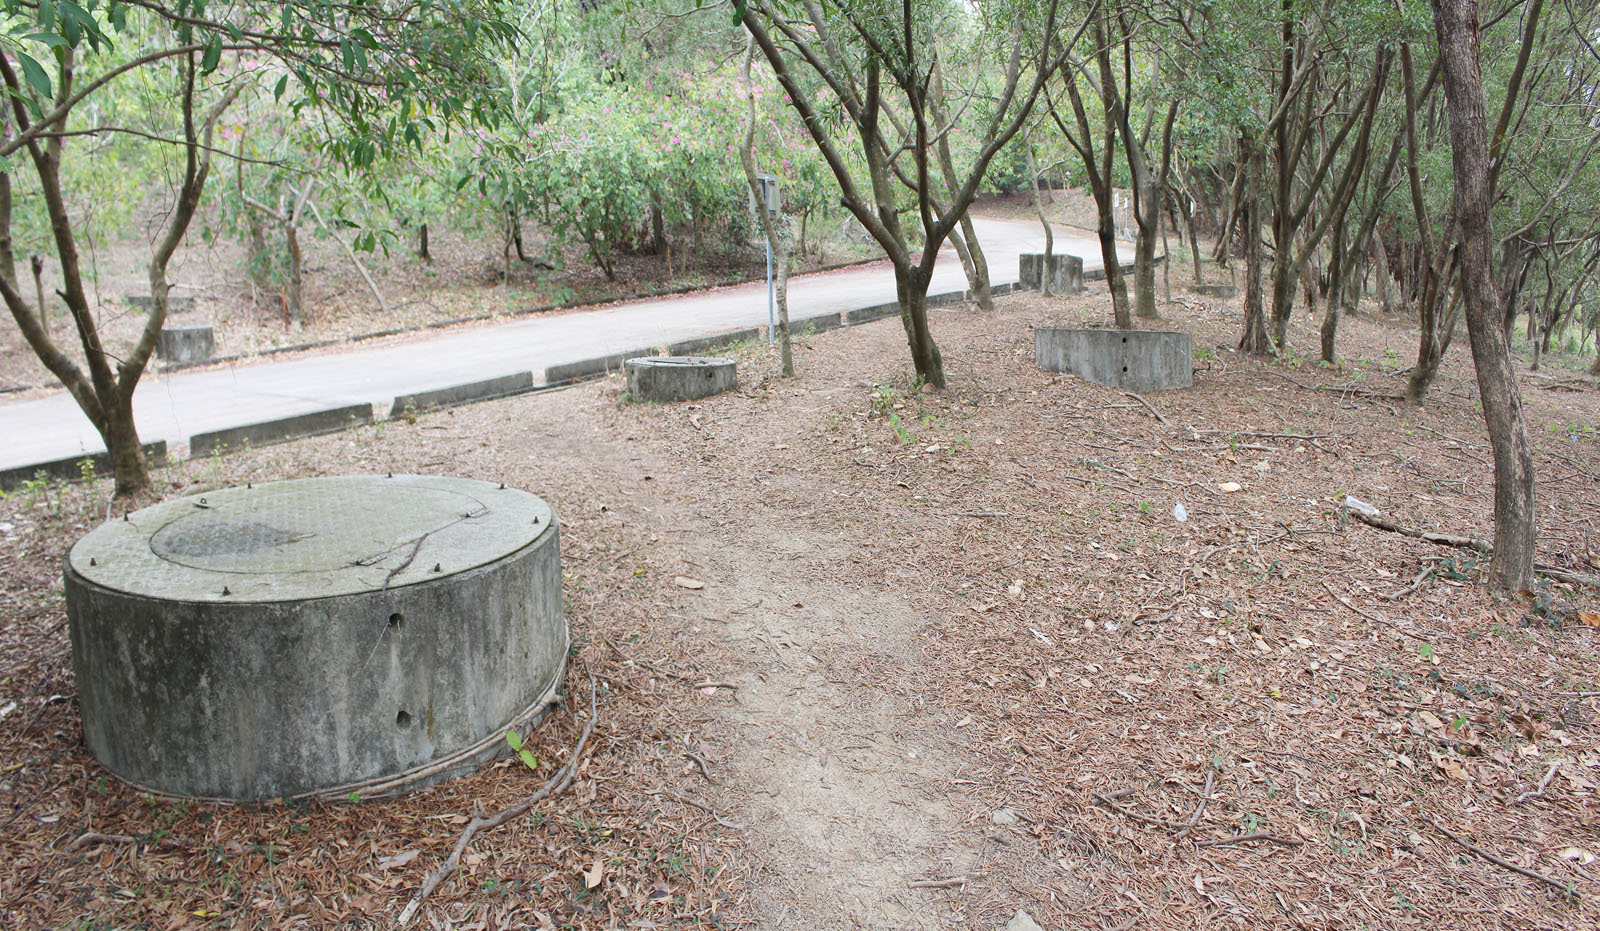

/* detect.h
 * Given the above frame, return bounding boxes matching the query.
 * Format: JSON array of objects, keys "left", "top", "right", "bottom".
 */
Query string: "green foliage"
[{"left": 505, "top": 728, "right": 539, "bottom": 772}]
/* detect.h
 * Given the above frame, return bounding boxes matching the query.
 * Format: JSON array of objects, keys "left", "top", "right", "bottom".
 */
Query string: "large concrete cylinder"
[{"left": 64, "top": 475, "right": 567, "bottom": 802}]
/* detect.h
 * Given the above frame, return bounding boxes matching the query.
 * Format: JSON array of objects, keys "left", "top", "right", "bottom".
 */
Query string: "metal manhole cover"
[{"left": 69, "top": 475, "right": 553, "bottom": 602}]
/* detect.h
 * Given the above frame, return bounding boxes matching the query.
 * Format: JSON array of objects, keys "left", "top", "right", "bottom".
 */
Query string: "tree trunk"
[
  {"left": 418, "top": 221, "right": 431, "bottom": 262},
  {"left": 511, "top": 207, "right": 529, "bottom": 263},
  {"left": 740, "top": 38, "right": 794, "bottom": 376},
  {"left": 29, "top": 254, "right": 46, "bottom": 339},
  {"left": 956, "top": 214, "right": 993, "bottom": 310},
  {"left": 1433, "top": 0, "right": 1535, "bottom": 589},
  {"left": 896, "top": 265, "right": 944, "bottom": 387},
  {"left": 1320, "top": 218, "right": 1345, "bottom": 363},
  {"left": 285, "top": 223, "right": 304, "bottom": 327},
  {"left": 1180, "top": 193, "right": 1202, "bottom": 284},
  {"left": 1025, "top": 140, "right": 1053, "bottom": 298},
  {"left": 1239, "top": 133, "right": 1272, "bottom": 353},
  {"left": 1373, "top": 230, "right": 1395, "bottom": 315},
  {"left": 104, "top": 394, "right": 148, "bottom": 494}
]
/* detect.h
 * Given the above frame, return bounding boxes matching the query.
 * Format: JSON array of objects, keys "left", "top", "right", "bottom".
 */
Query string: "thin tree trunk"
[
  {"left": 1373, "top": 229, "right": 1395, "bottom": 315},
  {"left": 1239, "top": 132, "right": 1272, "bottom": 353},
  {"left": 418, "top": 221, "right": 430, "bottom": 261},
  {"left": 1433, "top": 0, "right": 1536, "bottom": 588},
  {"left": 29, "top": 254, "right": 46, "bottom": 338},
  {"left": 1024, "top": 139, "right": 1053, "bottom": 297}
]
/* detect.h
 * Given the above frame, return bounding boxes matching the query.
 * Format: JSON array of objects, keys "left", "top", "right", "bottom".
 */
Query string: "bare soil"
[{"left": 2, "top": 282, "right": 1599, "bottom": 930}]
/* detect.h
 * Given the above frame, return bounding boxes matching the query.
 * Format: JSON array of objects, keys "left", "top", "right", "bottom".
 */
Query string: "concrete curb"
[
  {"left": 390, "top": 372, "right": 535, "bottom": 419},
  {"left": 189, "top": 404, "right": 374, "bottom": 459},
  {"left": 544, "top": 348, "right": 660, "bottom": 385},
  {"left": 845, "top": 302, "right": 900, "bottom": 326},
  {"left": 791, "top": 312, "right": 844, "bottom": 334},
  {"left": 0, "top": 441, "right": 167, "bottom": 492},
  {"left": 668, "top": 328, "right": 760, "bottom": 356},
  {"left": 1083, "top": 254, "right": 1166, "bottom": 282}
]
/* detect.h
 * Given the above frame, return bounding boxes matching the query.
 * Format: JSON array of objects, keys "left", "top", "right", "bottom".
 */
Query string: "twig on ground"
[
  {"left": 1515, "top": 761, "right": 1562, "bottom": 804},
  {"left": 1320, "top": 579, "right": 1427, "bottom": 639},
  {"left": 1196, "top": 832, "right": 1303, "bottom": 847},
  {"left": 1423, "top": 815, "right": 1577, "bottom": 900},
  {"left": 600, "top": 634, "right": 694, "bottom": 682},
  {"left": 909, "top": 876, "right": 970, "bottom": 889},
  {"left": 61, "top": 831, "right": 195, "bottom": 853},
  {"left": 398, "top": 675, "right": 599, "bottom": 925},
  {"left": 1122, "top": 391, "right": 1171, "bottom": 426},
  {"left": 692, "top": 680, "right": 739, "bottom": 693},
  {"left": 1093, "top": 792, "right": 1180, "bottom": 829},
  {"left": 1173, "top": 770, "right": 1215, "bottom": 840},
  {"left": 1380, "top": 565, "right": 1437, "bottom": 601},
  {"left": 1348, "top": 511, "right": 1600, "bottom": 589},
  {"left": 1346, "top": 509, "right": 1491, "bottom": 553},
  {"left": 1417, "top": 424, "right": 1485, "bottom": 448},
  {"left": 684, "top": 750, "right": 716, "bottom": 784}
]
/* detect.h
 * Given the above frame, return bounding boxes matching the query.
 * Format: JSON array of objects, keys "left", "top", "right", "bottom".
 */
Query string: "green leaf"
[
  {"left": 505, "top": 730, "right": 523, "bottom": 751},
  {"left": 273, "top": 74, "right": 288, "bottom": 101},
  {"left": 22, "top": 33, "right": 70, "bottom": 48},
  {"left": 517, "top": 748, "right": 538, "bottom": 770},
  {"left": 16, "top": 52, "right": 52, "bottom": 99},
  {"left": 200, "top": 35, "right": 222, "bottom": 74},
  {"left": 227, "top": 22, "right": 243, "bottom": 43},
  {"left": 341, "top": 38, "right": 354, "bottom": 72},
  {"left": 109, "top": 2, "right": 126, "bottom": 31},
  {"left": 39, "top": 0, "right": 56, "bottom": 31}
]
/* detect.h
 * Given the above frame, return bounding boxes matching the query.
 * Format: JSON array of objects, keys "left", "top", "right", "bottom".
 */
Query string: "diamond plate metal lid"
[{"left": 67, "top": 475, "right": 554, "bottom": 602}]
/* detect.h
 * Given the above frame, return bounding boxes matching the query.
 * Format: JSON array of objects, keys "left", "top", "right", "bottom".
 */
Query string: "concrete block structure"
[{"left": 1035, "top": 327, "right": 1193, "bottom": 392}]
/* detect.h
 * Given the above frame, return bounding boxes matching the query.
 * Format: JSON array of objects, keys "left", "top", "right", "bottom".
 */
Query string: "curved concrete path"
[{"left": 0, "top": 217, "right": 1130, "bottom": 473}]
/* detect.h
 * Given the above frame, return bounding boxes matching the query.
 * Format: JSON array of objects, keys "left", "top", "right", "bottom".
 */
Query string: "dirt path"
[{"left": 694, "top": 514, "right": 976, "bottom": 929}]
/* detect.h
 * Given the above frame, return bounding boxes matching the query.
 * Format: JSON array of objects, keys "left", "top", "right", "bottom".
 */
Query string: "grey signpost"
[{"left": 756, "top": 174, "right": 780, "bottom": 345}]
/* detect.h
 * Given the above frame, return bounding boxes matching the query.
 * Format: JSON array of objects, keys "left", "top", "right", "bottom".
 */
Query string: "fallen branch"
[
  {"left": 1173, "top": 771, "right": 1215, "bottom": 841},
  {"left": 398, "top": 676, "right": 598, "bottom": 925},
  {"left": 1320, "top": 579, "right": 1427, "bottom": 639},
  {"left": 600, "top": 634, "right": 694, "bottom": 682},
  {"left": 1515, "top": 761, "right": 1561, "bottom": 804},
  {"left": 1195, "top": 832, "right": 1303, "bottom": 847},
  {"left": 1093, "top": 792, "right": 1180, "bottom": 830},
  {"left": 1122, "top": 391, "right": 1171, "bottom": 426},
  {"left": 684, "top": 750, "right": 716, "bottom": 784},
  {"left": 692, "top": 680, "right": 739, "bottom": 693},
  {"left": 909, "top": 876, "right": 970, "bottom": 889},
  {"left": 1380, "top": 565, "right": 1437, "bottom": 601},
  {"left": 1348, "top": 512, "right": 1600, "bottom": 589},
  {"left": 61, "top": 832, "right": 191, "bottom": 854},
  {"left": 1346, "top": 509, "right": 1491, "bottom": 553},
  {"left": 1423, "top": 815, "right": 1577, "bottom": 900}
]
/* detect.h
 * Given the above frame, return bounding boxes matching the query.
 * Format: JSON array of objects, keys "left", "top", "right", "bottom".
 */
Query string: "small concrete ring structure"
[
  {"left": 64, "top": 475, "right": 567, "bottom": 802},
  {"left": 625, "top": 356, "right": 737, "bottom": 403}
]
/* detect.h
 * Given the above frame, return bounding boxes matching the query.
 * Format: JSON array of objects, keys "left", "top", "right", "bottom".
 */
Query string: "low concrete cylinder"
[
  {"left": 1019, "top": 254, "right": 1084, "bottom": 294},
  {"left": 625, "top": 356, "right": 736, "bottom": 403},
  {"left": 64, "top": 475, "right": 568, "bottom": 801},
  {"left": 158, "top": 325, "right": 214, "bottom": 364},
  {"left": 1035, "top": 328, "right": 1193, "bottom": 392}
]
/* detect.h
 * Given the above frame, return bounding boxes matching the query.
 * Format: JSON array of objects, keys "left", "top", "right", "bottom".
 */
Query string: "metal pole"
[{"left": 766, "top": 236, "right": 774, "bottom": 345}]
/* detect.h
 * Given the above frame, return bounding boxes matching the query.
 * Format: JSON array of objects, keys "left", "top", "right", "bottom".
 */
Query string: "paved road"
[{"left": 0, "top": 217, "right": 1128, "bottom": 471}]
